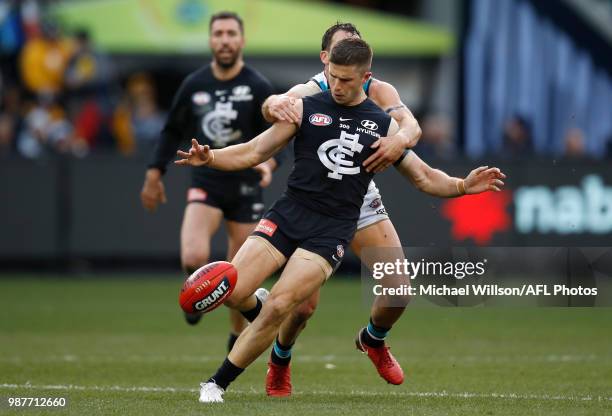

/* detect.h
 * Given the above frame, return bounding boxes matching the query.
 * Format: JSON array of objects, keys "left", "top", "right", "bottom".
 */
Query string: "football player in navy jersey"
[
  {"left": 175, "top": 38, "right": 506, "bottom": 403},
  {"left": 139, "top": 11, "right": 279, "bottom": 349},
  {"left": 260, "top": 22, "right": 422, "bottom": 394}
]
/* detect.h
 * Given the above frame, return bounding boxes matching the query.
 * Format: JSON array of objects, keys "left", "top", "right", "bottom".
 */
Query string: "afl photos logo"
[
  {"left": 309, "top": 113, "right": 333, "bottom": 126},
  {"left": 317, "top": 130, "right": 364, "bottom": 180}
]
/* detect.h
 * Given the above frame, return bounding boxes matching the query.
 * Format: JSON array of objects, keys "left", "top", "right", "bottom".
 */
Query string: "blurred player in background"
[
  {"left": 260, "top": 22, "right": 420, "bottom": 395},
  {"left": 140, "top": 11, "right": 279, "bottom": 350},
  {"left": 176, "top": 37, "right": 506, "bottom": 403}
]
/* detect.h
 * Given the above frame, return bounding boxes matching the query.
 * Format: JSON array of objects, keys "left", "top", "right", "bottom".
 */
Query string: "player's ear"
[
  {"left": 320, "top": 50, "right": 329, "bottom": 65},
  {"left": 363, "top": 71, "right": 372, "bottom": 84}
]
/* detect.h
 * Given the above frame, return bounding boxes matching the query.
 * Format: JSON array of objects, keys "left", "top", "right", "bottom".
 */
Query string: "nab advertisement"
[{"left": 377, "top": 161, "right": 612, "bottom": 247}]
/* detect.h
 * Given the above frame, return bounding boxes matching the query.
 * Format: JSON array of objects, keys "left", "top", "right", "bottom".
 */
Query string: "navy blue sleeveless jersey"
[
  {"left": 149, "top": 64, "right": 275, "bottom": 182},
  {"left": 285, "top": 90, "right": 392, "bottom": 222}
]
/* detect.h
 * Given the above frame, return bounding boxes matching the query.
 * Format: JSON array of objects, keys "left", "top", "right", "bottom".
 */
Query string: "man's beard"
[{"left": 214, "top": 50, "right": 240, "bottom": 69}]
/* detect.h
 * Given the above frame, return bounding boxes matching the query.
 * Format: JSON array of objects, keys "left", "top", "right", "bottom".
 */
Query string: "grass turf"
[{"left": 1, "top": 275, "right": 611, "bottom": 415}]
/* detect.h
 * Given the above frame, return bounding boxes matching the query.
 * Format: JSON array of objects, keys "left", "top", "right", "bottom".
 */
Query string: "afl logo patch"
[
  {"left": 336, "top": 245, "right": 345, "bottom": 258},
  {"left": 309, "top": 113, "right": 332, "bottom": 126},
  {"left": 360, "top": 119, "right": 378, "bottom": 130},
  {"left": 192, "top": 91, "right": 211, "bottom": 105},
  {"left": 368, "top": 198, "right": 382, "bottom": 209}
]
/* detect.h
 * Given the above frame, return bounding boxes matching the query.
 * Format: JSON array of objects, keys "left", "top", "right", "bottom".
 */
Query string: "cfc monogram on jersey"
[
  {"left": 317, "top": 130, "right": 364, "bottom": 180},
  {"left": 285, "top": 91, "right": 392, "bottom": 221}
]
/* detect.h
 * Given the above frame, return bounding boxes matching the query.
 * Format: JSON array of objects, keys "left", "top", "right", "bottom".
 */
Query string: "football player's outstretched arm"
[
  {"left": 175, "top": 101, "right": 302, "bottom": 171},
  {"left": 383, "top": 118, "right": 507, "bottom": 197},
  {"left": 262, "top": 81, "right": 320, "bottom": 123},
  {"left": 395, "top": 151, "right": 507, "bottom": 197}
]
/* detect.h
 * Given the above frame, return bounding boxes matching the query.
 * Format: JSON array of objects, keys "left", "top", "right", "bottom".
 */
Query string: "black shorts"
[
  {"left": 188, "top": 174, "right": 264, "bottom": 223},
  {"left": 252, "top": 195, "right": 356, "bottom": 270}
]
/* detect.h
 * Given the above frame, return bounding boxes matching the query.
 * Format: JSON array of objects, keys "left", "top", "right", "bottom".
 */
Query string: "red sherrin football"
[{"left": 179, "top": 261, "right": 238, "bottom": 314}]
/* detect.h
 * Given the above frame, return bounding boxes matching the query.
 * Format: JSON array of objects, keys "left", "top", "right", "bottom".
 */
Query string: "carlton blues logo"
[
  {"left": 317, "top": 131, "right": 364, "bottom": 180},
  {"left": 202, "top": 101, "right": 240, "bottom": 147}
]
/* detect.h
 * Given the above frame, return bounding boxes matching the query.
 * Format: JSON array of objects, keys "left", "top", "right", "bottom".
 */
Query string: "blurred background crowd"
[
  {"left": 1, "top": 0, "right": 610, "bottom": 162},
  {"left": 0, "top": 0, "right": 165, "bottom": 159}
]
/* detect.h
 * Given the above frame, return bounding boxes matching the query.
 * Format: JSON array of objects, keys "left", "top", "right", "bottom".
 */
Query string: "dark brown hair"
[
  {"left": 321, "top": 22, "right": 361, "bottom": 51},
  {"left": 209, "top": 11, "right": 244, "bottom": 34},
  {"left": 330, "top": 37, "right": 372, "bottom": 69}
]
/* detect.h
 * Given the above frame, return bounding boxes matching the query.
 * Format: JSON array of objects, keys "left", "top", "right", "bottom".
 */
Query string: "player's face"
[
  {"left": 328, "top": 62, "right": 371, "bottom": 105},
  {"left": 209, "top": 18, "right": 244, "bottom": 68},
  {"left": 320, "top": 30, "right": 360, "bottom": 66}
]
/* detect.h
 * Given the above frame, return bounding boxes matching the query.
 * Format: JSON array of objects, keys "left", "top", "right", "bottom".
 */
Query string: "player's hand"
[
  {"left": 140, "top": 168, "right": 167, "bottom": 212},
  {"left": 175, "top": 139, "right": 213, "bottom": 167},
  {"left": 268, "top": 95, "right": 301, "bottom": 124},
  {"left": 464, "top": 166, "right": 507, "bottom": 194},
  {"left": 364, "top": 135, "right": 406, "bottom": 173},
  {"left": 253, "top": 160, "right": 273, "bottom": 187}
]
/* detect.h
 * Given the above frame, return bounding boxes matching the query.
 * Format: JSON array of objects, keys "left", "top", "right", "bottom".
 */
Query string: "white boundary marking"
[
  {"left": 0, "top": 383, "right": 611, "bottom": 402},
  {"left": 0, "top": 353, "right": 608, "bottom": 364}
]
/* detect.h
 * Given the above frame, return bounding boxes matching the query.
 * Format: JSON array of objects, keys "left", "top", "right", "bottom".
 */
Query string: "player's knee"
[
  {"left": 224, "top": 289, "right": 249, "bottom": 310},
  {"left": 181, "top": 249, "right": 210, "bottom": 274},
  {"left": 261, "top": 294, "right": 293, "bottom": 324}
]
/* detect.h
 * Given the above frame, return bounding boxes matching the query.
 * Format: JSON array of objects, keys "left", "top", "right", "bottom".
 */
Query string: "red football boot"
[
  {"left": 266, "top": 361, "right": 292, "bottom": 397},
  {"left": 355, "top": 329, "right": 404, "bottom": 385}
]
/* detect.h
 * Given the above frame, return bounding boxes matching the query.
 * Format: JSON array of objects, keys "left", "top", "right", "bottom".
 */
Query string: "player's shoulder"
[
  {"left": 241, "top": 64, "right": 273, "bottom": 87},
  {"left": 310, "top": 71, "right": 327, "bottom": 91},
  {"left": 362, "top": 97, "right": 393, "bottom": 123},
  {"left": 185, "top": 65, "right": 212, "bottom": 83},
  {"left": 172, "top": 66, "right": 211, "bottom": 99},
  {"left": 367, "top": 78, "right": 402, "bottom": 105},
  {"left": 302, "top": 89, "right": 332, "bottom": 106}
]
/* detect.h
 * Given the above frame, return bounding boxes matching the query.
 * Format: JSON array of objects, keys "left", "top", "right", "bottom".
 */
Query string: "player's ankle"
[
  {"left": 209, "top": 358, "right": 244, "bottom": 390},
  {"left": 270, "top": 337, "right": 293, "bottom": 366},
  {"left": 361, "top": 319, "right": 390, "bottom": 348}
]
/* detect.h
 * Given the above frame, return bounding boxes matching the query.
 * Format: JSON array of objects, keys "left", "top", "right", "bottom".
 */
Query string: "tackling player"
[
  {"left": 175, "top": 38, "right": 506, "bottom": 403},
  {"left": 139, "top": 11, "right": 279, "bottom": 350}
]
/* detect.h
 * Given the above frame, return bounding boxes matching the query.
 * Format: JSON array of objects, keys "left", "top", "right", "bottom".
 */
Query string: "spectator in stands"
[
  {"left": 112, "top": 73, "right": 165, "bottom": 156},
  {"left": 502, "top": 114, "right": 533, "bottom": 158},
  {"left": 0, "top": 0, "right": 26, "bottom": 87},
  {"left": 16, "top": 93, "right": 86, "bottom": 159},
  {"left": 64, "top": 29, "right": 115, "bottom": 151},
  {"left": 562, "top": 127, "right": 587, "bottom": 159},
  {"left": 416, "top": 112, "right": 455, "bottom": 160},
  {"left": 18, "top": 20, "right": 73, "bottom": 97},
  {"left": 0, "top": 85, "right": 23, "bottom": 157}
]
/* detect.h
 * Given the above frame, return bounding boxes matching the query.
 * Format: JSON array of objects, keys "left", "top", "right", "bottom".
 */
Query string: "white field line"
[
  {"left": 0, "top": 383, "right": 611, "bottom": 403},
  {"left": 0, "top": 353, "right": 607, "bottom": 364}
]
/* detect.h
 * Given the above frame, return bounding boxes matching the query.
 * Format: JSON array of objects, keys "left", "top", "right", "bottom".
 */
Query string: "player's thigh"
[
  {"left": 266, "top": 249, "right": 329, "bottom": 317},
  {"left": 180, "top": 203, "right": 223, "bottom": 261},
  {"left": 351, "top": 219, "right": 403, "bottom": 268},
  {"left": 225, "top": 220, "right": 257, "bottom": 261},
  {"left": 228, "top": 236, "right": 286, "bottom": 305}
]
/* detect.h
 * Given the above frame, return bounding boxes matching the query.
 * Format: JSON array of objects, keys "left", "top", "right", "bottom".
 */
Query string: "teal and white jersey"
[{"left": 310, "top": 71, "right": 373, "bottom": 96}]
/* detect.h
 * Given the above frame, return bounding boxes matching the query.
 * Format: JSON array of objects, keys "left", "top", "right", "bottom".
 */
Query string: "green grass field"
[{"left": 1, "top": 275, "right": 611, "bottom": 415}]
